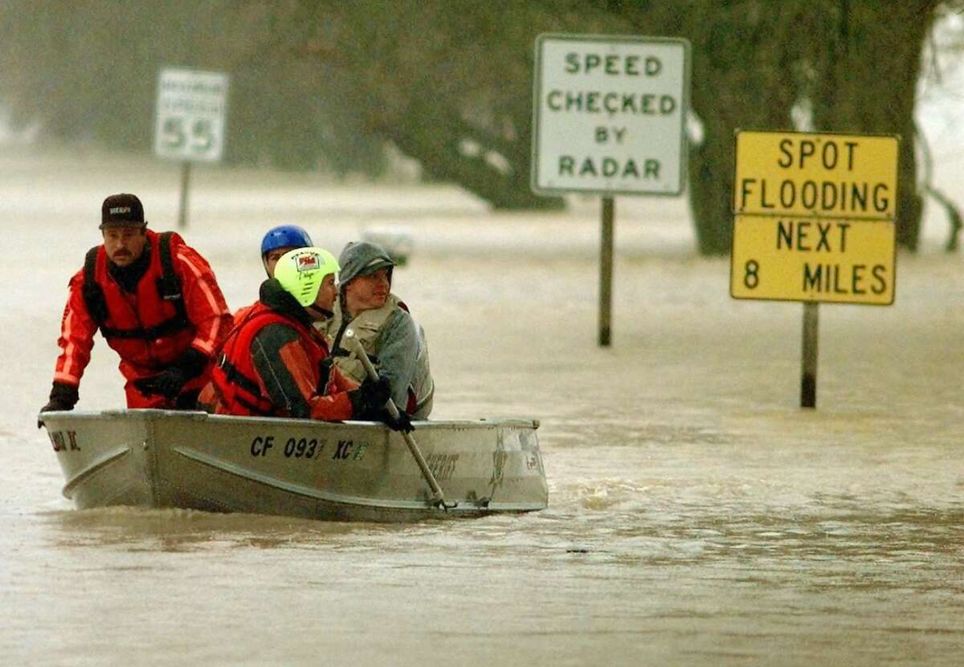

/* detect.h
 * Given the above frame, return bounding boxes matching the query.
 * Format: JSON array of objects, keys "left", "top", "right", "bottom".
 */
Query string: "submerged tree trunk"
[
  {"left": 624, "top": 0, "right": 942, "bottom": 254},
  {"left": 806, "top": 0, "right": 940, "bottom": 251},
  {"left": 680, "top": 2, "right": 804, "bottom": 255}
]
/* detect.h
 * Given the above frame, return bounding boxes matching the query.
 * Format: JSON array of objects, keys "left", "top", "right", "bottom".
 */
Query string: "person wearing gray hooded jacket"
[{"left": 326, "top": 241, "right": 434, "bottom": 419}]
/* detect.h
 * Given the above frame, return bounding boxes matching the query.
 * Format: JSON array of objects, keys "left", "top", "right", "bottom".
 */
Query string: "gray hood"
[{"left": 338, "top": 241, "right": 396, "bottom": 286}]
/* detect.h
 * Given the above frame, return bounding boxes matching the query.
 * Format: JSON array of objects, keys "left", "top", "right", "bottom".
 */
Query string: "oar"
[{"left": 344, "top": 329, "right": 453, "bottom": 510}]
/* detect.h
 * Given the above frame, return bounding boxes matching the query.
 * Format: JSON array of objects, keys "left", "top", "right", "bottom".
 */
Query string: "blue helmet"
[{"left": 260, "top": 225, "right": 313, "bottom": 257}]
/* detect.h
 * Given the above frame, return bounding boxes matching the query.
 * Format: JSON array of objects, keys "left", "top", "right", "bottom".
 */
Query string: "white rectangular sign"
[
  {"left": 154, "top": 67, "right": 229, "bottom": 163},
  {"left": 531, "top": 34, "right": 689, "bottom": 196}
]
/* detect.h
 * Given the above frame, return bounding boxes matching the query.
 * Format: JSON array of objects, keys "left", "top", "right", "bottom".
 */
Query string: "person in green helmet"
[{"left": 200, "top": 247, "right": 389, "bottom": 421}]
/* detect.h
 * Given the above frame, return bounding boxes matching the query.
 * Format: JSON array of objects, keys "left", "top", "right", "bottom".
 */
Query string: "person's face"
[
  {"left": 102, "top": 226, "right": 147, "bottom": 267},
  {"left": 344, "top": 268, "right": 391, "bottom": 314},
  {"left": 313, "top": 274, "right": 337, "bottom": 312},
  {"left": 263, "top": 246, "right": 298, "bottom": 278}
]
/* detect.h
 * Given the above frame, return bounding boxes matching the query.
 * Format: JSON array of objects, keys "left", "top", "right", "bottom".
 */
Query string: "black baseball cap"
[{"left": 100, "top": 193, "right": 147, "bottom": 229}]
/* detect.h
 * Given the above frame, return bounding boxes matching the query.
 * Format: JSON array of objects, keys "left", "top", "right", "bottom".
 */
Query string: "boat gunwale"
[{"left": 44, "top": 409, "right": 541, "bottom": 431}]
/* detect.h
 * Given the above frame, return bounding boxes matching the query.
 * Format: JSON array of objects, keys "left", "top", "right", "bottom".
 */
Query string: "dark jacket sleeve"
[{"left": 251, "top": 324, "right": 353, "bottom": 421}]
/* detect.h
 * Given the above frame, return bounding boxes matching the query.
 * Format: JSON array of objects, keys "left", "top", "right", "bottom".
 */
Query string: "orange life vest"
[
  {"left": 210, "top": 304, "right": 328, "bottom": 417},
  {"left": 82, "top": 231, "right": 194, "bottom": 372}
]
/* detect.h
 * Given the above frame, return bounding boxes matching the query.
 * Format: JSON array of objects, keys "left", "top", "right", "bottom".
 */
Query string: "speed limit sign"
[{"left": 154, "top": 67, "right": 229, "bottom": 162}]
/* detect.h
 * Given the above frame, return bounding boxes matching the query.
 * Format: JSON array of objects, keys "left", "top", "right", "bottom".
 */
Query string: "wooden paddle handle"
[{"left": 343, "top": 329, "right": 449, "bottom": 508}]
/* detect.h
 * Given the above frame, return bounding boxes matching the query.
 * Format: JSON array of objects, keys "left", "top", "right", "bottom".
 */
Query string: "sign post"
[
  {"left": 599, "top": 196, "right": 615, "bottom": 346},
  {"left": 532, "top": 34, "right": 689, "bottom": 346},
  {"left": 801, "top": 302, "right": 819, "bottom": 407},
  {"left": 730, "top": 130, "right": 899, "bottom": 407},
  {"left": 154, "top": 67, "right": 229, "bottom": 228}
]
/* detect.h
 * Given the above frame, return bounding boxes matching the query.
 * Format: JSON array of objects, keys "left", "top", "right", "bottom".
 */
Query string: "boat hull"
[{"left": 42, "top": 410, "right": 548, "bottom": 522}]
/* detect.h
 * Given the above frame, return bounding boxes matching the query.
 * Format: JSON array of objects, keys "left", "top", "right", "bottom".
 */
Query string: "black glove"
[
  {"left": 134, "top": 349, "right": 208, "bottom": 399},
  {"left": 38, "top": 382, "right": 79, "bottom": 428},
  {"left": 134, "top": 368, "right": 187, "bottom": 398},
  {"left": 381, "top": 409, "right": 414, "bottom": 433},
  {"left": 348, "top": 375, "right": 392, "bottom": 419},
  {"left": 174, "top": 347, "right": 209, "bottom": 379}
]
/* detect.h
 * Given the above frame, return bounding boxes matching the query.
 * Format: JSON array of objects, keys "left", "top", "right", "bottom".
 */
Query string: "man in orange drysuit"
[{"left": 39, "top": 193, "right": 233, "bottom": 418}]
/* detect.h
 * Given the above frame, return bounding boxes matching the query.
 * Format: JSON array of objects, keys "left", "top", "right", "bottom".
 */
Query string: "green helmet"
[{"left": 274, "top": 247, "right": 340, "bottom": 307}]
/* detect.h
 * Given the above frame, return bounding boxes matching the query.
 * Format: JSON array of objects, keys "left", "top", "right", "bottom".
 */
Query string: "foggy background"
[{"left": 1, "top": 1, "right": 963, "bottom": 253}]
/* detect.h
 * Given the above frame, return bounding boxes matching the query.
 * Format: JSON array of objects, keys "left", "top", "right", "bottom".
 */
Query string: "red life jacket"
[
  {"left": 210, "top": 304, "right": 328, "bottom": 417},
  {"left": 82, "top": 230, "right": 194, "bottom": 372}
]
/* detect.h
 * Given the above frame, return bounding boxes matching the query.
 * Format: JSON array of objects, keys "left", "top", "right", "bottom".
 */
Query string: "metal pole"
[
  {"left": 177, "top": 161, "right": 191, "bottom": 229},
  {"left": 800, "top": 302, "right": 819, "bottom": 408},
  {"left": 598, "top": 196, "right": 615, "bottom": 347}
]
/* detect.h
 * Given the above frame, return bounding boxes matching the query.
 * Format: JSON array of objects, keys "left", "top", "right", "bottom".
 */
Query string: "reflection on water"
[{"left": 41, "top": 507, "right": 392, "bottom": 552}]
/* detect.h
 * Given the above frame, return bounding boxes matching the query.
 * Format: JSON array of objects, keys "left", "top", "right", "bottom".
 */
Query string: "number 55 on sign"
[{"left": 154, "top": 68, "right": 229, "bottom": 163}]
